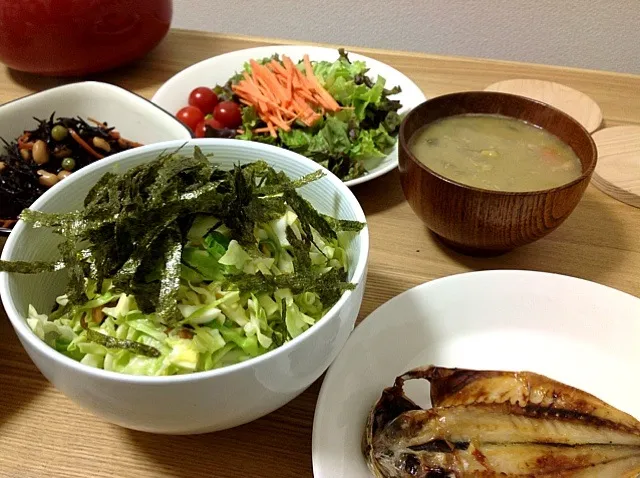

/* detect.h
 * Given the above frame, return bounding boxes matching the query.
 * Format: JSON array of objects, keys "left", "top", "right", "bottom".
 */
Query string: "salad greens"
[
  {"left": 209, "top": 49, "right": 403, "bottom": 181},
  {"left": 0, "top": 147, "right": 365, "bottom": 376}
]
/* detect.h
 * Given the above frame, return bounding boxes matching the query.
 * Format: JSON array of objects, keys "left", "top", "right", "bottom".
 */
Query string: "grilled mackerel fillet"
[{"left": 363, "top": 366, "right": 640, "bottom": 477}]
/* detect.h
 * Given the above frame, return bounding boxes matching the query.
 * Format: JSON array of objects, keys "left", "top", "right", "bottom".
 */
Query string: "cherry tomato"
[
  {"left": 176, "top": 105, "right": 204, "bottom": 132},
  {"left": 213, "top": 101, "right": 242, "bottom": 129},
  {"left": 188, "top": 87, "right": 219, "bottom": 114},
  {"left": 195, "top": 118, "right": 225, "bottom": 138}
]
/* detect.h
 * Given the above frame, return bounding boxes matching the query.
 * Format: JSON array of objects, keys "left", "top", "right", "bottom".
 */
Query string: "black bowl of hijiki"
[{"left": 398, "top": 91, "right": 597, "bottom": 255}]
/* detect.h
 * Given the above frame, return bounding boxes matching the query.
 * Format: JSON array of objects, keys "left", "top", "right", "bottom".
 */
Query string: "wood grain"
[
  {"left": 398, "top": 91, "right": 597, "bottom": 254},
  {"left": 591, "top": 125, "right": 640, "bottom": 208},
  {"left": 1, "top": 29, "right": 640, "bottom": 478},
  {"left": 485, "top": 78, "right": 603, "bottom": 133}
]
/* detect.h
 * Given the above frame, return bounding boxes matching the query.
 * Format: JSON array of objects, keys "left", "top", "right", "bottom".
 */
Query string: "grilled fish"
[{"left": 363, "top": 366, "right": 640, "bottom": 477}]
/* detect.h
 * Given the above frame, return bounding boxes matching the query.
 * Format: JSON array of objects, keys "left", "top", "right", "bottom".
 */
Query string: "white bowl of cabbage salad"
[{"left": 0, "top": 138, "right": 368, "bottom": 434}]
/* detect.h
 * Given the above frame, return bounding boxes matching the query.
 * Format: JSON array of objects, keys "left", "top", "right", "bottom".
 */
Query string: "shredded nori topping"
[
  {"left": 224, "top": 267, "right": 355, "bottom": 307},
  {"left": 86, "top": 329, "right": 161, "bottom": 358},
  {"left": 0, "top": 146, "right": 365, "bottom": 330}
]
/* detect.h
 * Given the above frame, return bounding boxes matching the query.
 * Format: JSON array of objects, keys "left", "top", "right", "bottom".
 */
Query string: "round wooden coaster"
[
  {"left": 591, "top": 125, "right": 640, "bottom": 208},
  {"left": 485, "top": 79, "right": 603, "bottom": 133}
]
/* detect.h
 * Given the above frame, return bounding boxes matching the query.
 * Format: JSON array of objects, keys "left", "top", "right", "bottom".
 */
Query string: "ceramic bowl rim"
[{"left": 0, "top": 81, "right": 192, "bottom": 137}]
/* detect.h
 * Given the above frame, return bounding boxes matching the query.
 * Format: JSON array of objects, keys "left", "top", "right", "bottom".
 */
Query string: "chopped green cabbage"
[
  {"left": 0, "top": 150, "right": 365, "bottom": 376},
  {"left": 27, "top": 206, "right": 355, "bottom": 376}
]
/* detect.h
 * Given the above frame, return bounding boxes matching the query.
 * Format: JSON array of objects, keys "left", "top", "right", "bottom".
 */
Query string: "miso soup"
[{"left": 409, "top": 114, "right": 582, "bottom": 192}]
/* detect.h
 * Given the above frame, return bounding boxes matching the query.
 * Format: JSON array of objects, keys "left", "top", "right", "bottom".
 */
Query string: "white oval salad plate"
[
  {"left": 311, "top": 270, "right": 640, "bottom": 477},
  {"left": 151, "top": 45, "right": 427, "bottom": 187}
]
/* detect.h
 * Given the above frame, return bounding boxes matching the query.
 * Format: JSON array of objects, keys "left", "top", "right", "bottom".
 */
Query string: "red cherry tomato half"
[
  {"left": 213, "top": 101, "right": 242, "bottom": 129},
  {"left": 195, "top": 118, "right": 225, "bottom": 138},
  {"left": 176, "top": 105, "right": 204, "bottom": 132},
  {"left": 188, "top": 87, "right": 219, "bottom": 114}
]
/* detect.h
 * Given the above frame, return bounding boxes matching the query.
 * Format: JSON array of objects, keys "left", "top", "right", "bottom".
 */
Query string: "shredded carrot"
[
  {"left": 87, "top": 117, "right": 107, "bottom": 128},
  {"left": 266, "top": 121, "right": 277, "bottom": 138},
  {"left": 270, "top": 114, "right": 289, "bottom": 130},
  {"left": 118, "top": 138, "right": 143, "bottom": 148},
  {"left": 68, "top": 128, "right": 103, "bottom": 159},
  {"left": 268, "top": 59, "right": 288, "bottom": 76},
  {"left": 285, "top": 70, "right": 293, "bottom": 100},
  {"left": 17, "top": 133, "right": 32, "bottom": 149},
  {"left": 302, "top": 54, "right": 341, "bottom": 110},
  {"left": 87, "top": 117, "right": 122, "bottom": 140},
  {"left": 297, "top": 89, "right": 317, "bottom": 103},
  {"left": 231, "top": 53, "right": 341, "bottom": 136}
]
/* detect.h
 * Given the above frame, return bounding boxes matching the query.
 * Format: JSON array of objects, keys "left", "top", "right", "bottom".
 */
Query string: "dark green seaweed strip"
[
  {"left": 225, "top": 267, "right": 354, "bottom": 307},
  {"left": 156, "top": 225, "right": 183, "bottom": 324},
  {"left": 111, "top": 214, "right": 179, "bottom": 291},
  {"left": 86, "top": 329, "right": 161, "bottom": 358},
  {"left": 217, "top": 164, "right": 287, "bottom": 247},
  {"left": 0, "top": 259, "right": 65, "bottom": 274},
  {"left": 283, "top": 188, "right": 337, "bottom": 240},
  {"left": 285, "top": 226, "right": 311, "bottom": 272},
  {"left": 271, "top": 298, "right": 288, "bottom": 347},
  {"left": 258, "top": 170, "right": 326, "bottom": 196},
  {"left": 56, "top": 237, "right": 87, "bottom": 304},
  {"left": 19, "top": 208, "right": 82, "bottom": 229},
  {"left": 288, "top": 170, "right": 326, "bottom": 189},
  {"left": 321, "top": 215, "right": 366, "bottom": 232}
]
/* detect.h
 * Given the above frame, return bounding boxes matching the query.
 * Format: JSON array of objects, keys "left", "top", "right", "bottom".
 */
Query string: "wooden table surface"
[{"left": 1, "top": 29, "right": 639, "bottom": 478}]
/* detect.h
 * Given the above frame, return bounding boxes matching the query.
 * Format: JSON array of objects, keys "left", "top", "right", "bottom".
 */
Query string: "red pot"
[{"left": 0, "top": 0, "right": 172, "bottom": 76}]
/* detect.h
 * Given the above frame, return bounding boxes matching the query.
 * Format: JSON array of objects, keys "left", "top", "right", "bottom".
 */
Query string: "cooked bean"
[
  {"left": 19, "top": 148, "right": 31, "bottom": 161},
  {"left": 92, "top": 136, "right": 111, "bottom": 152},
  {"left": 57, "top": 170, "right": 72, "bottom": 180},
  {"left": 32, "top": 140, "right": 50, "bottom": 165},
  {"left": 0, "top": 161, "right": 5, "bottom": 173},
  {"left": 37, "top": 169, "right": 58, "bottom": 187},
  {"left": 53, "top": 146, "right": 72, "bottom": 158},
  {"left": 51, "top": 125, "right": 68, "bottom": 141},
  {"left": 61, "top": 157, "right": 76, "bottom": 171}
]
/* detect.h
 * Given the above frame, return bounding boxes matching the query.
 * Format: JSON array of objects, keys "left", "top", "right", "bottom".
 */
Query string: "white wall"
[{"left": 173, "top": 0, "right": 640, "bottom": 74}]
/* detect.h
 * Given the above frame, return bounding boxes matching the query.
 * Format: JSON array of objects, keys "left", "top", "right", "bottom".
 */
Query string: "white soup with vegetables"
[{"left": 409, "top": 114, "right": 582, "bottom": 192}]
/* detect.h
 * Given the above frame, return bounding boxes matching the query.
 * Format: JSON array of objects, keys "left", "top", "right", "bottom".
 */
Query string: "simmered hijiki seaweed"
[
  {"left": 0, "top": 147, "right": 365, "bottom": 376},
  {"left": 0, "top": 114, "right": 141, "bottom": 224}
]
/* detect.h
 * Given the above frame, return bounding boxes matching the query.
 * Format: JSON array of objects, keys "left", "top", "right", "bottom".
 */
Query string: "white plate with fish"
[
  {"left": 151, "top": 45, "right": 427, "bottom": 187},
  {"left": 312, "top": 270, "right": 640, "bottom": 477}
]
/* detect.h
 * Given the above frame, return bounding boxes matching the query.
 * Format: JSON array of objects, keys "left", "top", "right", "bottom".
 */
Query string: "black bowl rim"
[{"left": 399, "top": 90, "right": 598, "bottom": 197}]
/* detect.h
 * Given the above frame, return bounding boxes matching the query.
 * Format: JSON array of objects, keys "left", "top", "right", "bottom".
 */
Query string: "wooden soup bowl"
[{"left": 398, "top": 91, "right": 597, "bottom": 255}]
